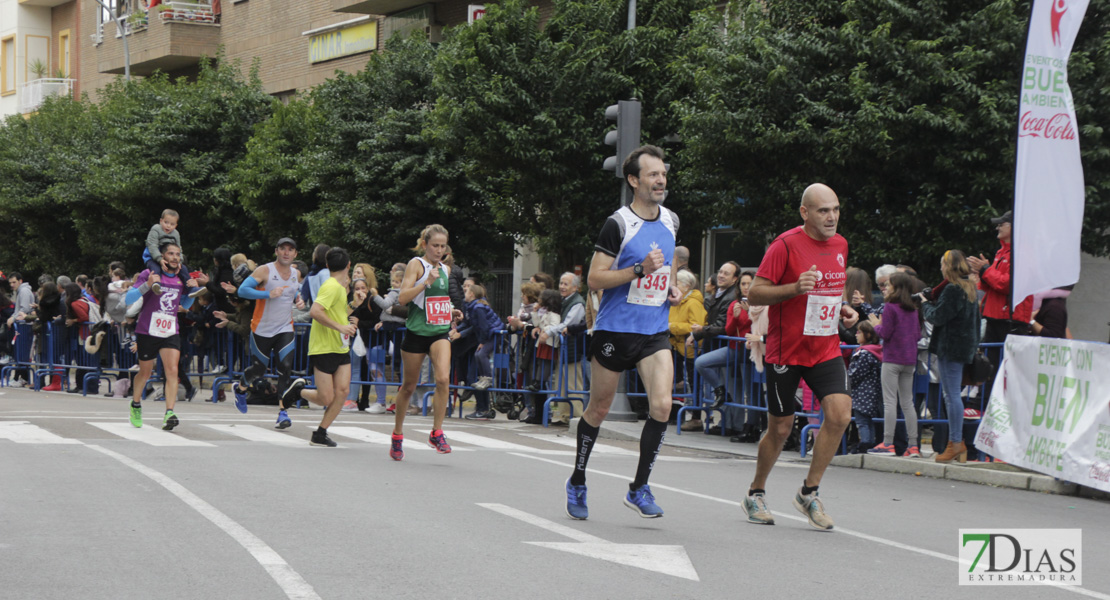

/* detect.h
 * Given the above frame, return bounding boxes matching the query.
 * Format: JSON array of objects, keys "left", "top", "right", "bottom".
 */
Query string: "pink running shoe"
[
  {"left": 428, "top": 429, "right": 452, "bottom": 454},
  {"left": 390, "top": 433, "right": 404, "bottom": 461}
]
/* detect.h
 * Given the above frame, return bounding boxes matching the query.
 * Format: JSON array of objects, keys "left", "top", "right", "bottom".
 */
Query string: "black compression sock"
[
  {"left": 801, "top": 480, "right": 819, "bottom": 496},
  {"left": 131, "top": 401, "right": 141, "bottom": 408},
  {"left": 748, "top": 488, "right": 766, "bottom": 497},
  {"left": 631, "top": 417, "right": 667, "bottom": 491},
  {"left": 317, "top": 426, "right": 327, "bottom": 435},
  {"left": 570, "top": 418, "right": 600, "bottom": 486}
]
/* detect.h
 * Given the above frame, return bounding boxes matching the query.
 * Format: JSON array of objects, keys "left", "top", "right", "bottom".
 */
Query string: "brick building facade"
[{"left": 79, "top": 0, "right": 554, "bottom": 101}]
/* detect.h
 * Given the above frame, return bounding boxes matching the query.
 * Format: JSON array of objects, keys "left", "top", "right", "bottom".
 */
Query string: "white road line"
[
  {"left": 204, "top": 424, "right": 306, "bottom": 447},
  {"left": 0, "top": 421, "right": 82, "bottom": 444},
  {"left": 477, "top": 503, "right": 607, "bottom": 543},
  {"left": 520, "top": 434, "right": 713, "bottom": 463},
  {"left": 418, "top": 429, "right": 563, "bottom": 454},
  {"left": 86, "top": 445, "right": 320, "bottom": 600},
  {"left": 507, "top": 452, "right": 1109, "bottom": 599},
  {"left": 325, "top": 427, "right": 437, "bottom": 450},
  {"left": 88, "top": 422, "right": 215, "bottom": 447}
]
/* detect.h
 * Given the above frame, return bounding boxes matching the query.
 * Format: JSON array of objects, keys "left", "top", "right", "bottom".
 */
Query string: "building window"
[
  {"left": 1, "top": 35, "right": 15, "bottom": 96},
  {"left": 59, "top": 30, "right": 71, "bottom": 77}
]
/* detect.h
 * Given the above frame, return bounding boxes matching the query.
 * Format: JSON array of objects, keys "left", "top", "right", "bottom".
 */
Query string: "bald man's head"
[
  {"left": 800, "top": 183, "right": 837, "bottom": 208},
  {"left": 674, "top": 246, "right": 690, "bottom": 265},
  {"left": 799, "top": 183, "right": 840, "bottom": 241}
]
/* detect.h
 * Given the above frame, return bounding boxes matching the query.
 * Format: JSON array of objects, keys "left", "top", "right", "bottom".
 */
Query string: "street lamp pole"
[{"left": 89, "top": 0, "right": 131, "bottom": 81}]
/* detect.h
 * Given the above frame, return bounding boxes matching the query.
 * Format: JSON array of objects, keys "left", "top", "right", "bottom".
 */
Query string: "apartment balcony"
[
  {"left": 95, "top": 3, "right": 220, "bottom": 76},
  {"left": 18, "top": 0, "right": 72, "bottom": 7},
  {"left": 20, "top": 78, "right": 76, "bottom": 114},
  {"left": 331, "top": 0, "right": 423, "bottom": 15}
]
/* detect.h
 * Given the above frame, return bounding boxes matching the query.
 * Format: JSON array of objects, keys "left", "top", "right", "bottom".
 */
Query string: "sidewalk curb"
[
  {"left": 572, "top": 417, "right": 1107, "bottom": 500},
  {"left": 831, "top": 454, "right": 1108, "bottom": 499}
]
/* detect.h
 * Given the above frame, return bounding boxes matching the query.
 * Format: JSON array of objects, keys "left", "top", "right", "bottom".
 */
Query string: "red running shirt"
[{"left": 756, "top": 226, "right": 849, "bottom": 367}]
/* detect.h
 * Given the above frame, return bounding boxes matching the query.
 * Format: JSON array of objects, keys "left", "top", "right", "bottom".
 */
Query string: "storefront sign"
[
  {"left": 309, "top": 21, "right": 378, "bottom": 64},
  {"left": 468, "top": 5, "right": 486, "bottom": 24}
]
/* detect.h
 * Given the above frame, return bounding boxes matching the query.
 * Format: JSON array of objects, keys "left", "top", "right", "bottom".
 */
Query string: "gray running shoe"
[
  {"left": 741, "top": 493, "right": 775, "bottom": 525},
  {"left": 793, "top": 488, "right": 834, "bottom": 530}
]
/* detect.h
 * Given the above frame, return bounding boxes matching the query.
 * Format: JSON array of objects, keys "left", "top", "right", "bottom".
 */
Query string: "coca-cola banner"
[
  {"left": 975, "top": 335, "right": 1110, "bottom": 493},
  {"left": 1012, "top": 0, "right": 1089, "bottom": 304}
]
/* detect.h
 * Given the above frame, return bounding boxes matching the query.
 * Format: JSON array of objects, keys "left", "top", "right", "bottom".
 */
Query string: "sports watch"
[{"left": 632, "top": 263, "right": 645, "bottom": 278}]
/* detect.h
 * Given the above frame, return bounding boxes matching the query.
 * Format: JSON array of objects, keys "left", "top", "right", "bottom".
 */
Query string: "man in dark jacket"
[{"left": 689, "top": 261, "right": 740, "bottom": 409}]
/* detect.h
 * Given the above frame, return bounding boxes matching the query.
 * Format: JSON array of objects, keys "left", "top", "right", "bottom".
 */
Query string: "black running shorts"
[
  {"left": 763, "top": 357, "right": 850, "bottom": 417},
  {"left": 136, "top": 334, "right": 181, "bottom": 362},
  {"left": 310, "top": 352, "right": 351, "bottom": 375},
  {"left": 589, "top": 330, "right": 671, "bottom": 373},
  {"left": 400, "top": 331, "right": 449, "bottom": 355}
]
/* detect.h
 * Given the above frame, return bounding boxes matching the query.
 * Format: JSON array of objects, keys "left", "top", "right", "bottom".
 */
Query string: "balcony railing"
[
  {"left": 158, "top": 1, "right": 216, "bottom": 24},
  {"left": 20, "top": 78, "right": 76, "bottom": 114}
]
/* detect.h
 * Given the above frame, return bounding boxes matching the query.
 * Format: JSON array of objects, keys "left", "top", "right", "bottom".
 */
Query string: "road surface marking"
[
  {"left": 507, "top": 453, "right": 1110, "bottom": 599},
  {"left": 0, "top": 420, "right": 82, "bottom": 444},
  {"left": 204, "top": 424, "right": 306, "bottom": 447},
  {"left": 478, "top": 503, "right": 699, "bottom": 581},
  {"left": 87, "top": 444, "right": 321, "bottom": 600},
  {"left": 88, "top": 422, "right": 215, "bottom": 446}
]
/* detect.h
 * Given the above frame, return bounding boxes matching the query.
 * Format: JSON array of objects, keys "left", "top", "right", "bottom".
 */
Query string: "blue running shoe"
[
  {"left": 275, "top": 409, "right": 291, "bottom": 430},
  {"left": 624, "top": 484, "right": 663, "bottom": 518},
  {"left": 565, "top": 479, "right": 588, "bottom": 520},
  {"left": 233, "top": 385, "right": 248, "bottom": 414}
]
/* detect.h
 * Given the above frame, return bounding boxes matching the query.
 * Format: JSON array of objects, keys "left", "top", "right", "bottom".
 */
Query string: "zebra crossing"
[{"left": 0, "top": 418, "right": 708, "bottom": 461}]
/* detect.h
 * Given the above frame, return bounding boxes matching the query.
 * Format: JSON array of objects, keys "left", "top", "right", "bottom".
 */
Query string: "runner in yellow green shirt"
[{"left": 298, "top": 247, "right": 363, "bottom": 447}]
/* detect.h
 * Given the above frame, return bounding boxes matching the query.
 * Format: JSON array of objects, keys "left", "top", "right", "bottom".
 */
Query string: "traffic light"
[{"left": 602, "top": 99, "right": 642, "bottom": 179}]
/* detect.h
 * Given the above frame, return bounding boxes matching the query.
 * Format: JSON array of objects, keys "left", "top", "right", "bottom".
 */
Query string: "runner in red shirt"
[{"left": 742, "top": 183, "right": 858, "bottom": 531}]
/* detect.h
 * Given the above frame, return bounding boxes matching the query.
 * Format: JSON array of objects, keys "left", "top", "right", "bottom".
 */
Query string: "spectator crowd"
[{"left": 0, "top": 208, "right": 1075, "bottom": 461}]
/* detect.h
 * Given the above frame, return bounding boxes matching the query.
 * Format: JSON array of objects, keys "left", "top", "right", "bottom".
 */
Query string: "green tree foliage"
[
  {"left": 229, "top": 96, "right": 322, "bottom": 247},
  {"left": 675, "top": 0, "right": 1110, "bottom": 279},
  {"left": 430, "top": 0, "right": 714, "bottom": 271},
  {"left": 0, "top": 56, "right": 272, "bottom": 279},
  {"left": 0, "top": 97, "right": 99, "bottom": 274},
  {"left": 88, "top": 56, "right": 274, "bottom": 261},
  {"left": 294, "top": 34, "right": 512, "bottom": 271}
]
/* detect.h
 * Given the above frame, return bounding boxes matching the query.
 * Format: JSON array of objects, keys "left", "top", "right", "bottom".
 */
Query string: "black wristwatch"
[{"left": 632, "top": 263, "right": 645, "bottom": 278}]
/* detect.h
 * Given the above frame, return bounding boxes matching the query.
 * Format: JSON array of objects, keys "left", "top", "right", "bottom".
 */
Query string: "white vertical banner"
[{"left": 1012, "top": 0, "right": 1088, "bottom": 303}]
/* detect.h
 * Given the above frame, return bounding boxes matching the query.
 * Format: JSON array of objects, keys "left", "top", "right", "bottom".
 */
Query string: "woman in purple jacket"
[{"left": 867, "top": 273, "right": 922, "bottom": 457}]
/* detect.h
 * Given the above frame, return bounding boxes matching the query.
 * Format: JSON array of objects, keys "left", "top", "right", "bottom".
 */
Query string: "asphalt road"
[{"left": 0, "top": 387, "right": 1107, "bottom": 600}]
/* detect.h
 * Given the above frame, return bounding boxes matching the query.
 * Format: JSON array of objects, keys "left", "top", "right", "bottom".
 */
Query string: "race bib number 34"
[
  {"left": 627, "top": 268, "right": 670, "bottom": 307},
  {"left": 803, "top": 294, "right": 840, "bottom": 337},
  {"left": 426, "top": 296, "right": 453, "bottom": 326}
]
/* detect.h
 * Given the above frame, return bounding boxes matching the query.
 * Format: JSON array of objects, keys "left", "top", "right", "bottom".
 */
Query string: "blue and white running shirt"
[{"left": 593, "top": 205, "right": 679, "bottom": 335}]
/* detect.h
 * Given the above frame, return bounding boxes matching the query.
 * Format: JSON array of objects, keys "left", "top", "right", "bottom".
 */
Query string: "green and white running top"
[{"left": 406, "top": 257, "right": 452, "bottom": 337}]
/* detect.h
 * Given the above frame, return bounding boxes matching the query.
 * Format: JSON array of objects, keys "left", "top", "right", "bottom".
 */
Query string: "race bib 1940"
[
  {"left": 803, "top": 294, "right": 840, "bottom": 336},
  {"left": 426, "top": 296, "right": 453, "bottom": 326},
  {"left": 627, "top": 268, "right": 670, "bottom": 307}
]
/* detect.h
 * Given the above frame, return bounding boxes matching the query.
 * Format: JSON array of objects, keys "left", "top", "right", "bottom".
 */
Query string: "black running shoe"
[
  {"left": 310, "top": 430, "right": 337, "bottom": 447},
  {"left": 282, "top": 378, "right": 306, "bottom": 405}
]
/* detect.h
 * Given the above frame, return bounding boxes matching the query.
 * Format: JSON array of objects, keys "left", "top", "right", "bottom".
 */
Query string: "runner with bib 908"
[
  {"left": 125, "top": 242, "right": 209, "bottom": 431},
  {"left": 387, "top": 224, "right": 463, "bottom": 461},
  {"left": 742, "top": 183, "right": 858, "bottom": 531}
]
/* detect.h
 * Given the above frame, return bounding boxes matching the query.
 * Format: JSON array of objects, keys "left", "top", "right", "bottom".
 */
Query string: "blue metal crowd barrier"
[
  {"left": 3, "top": 314, "right": 1008, "bottom": 459},
  {"left": 0, "top": 322, "right": 36, "bottom": 388}
]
